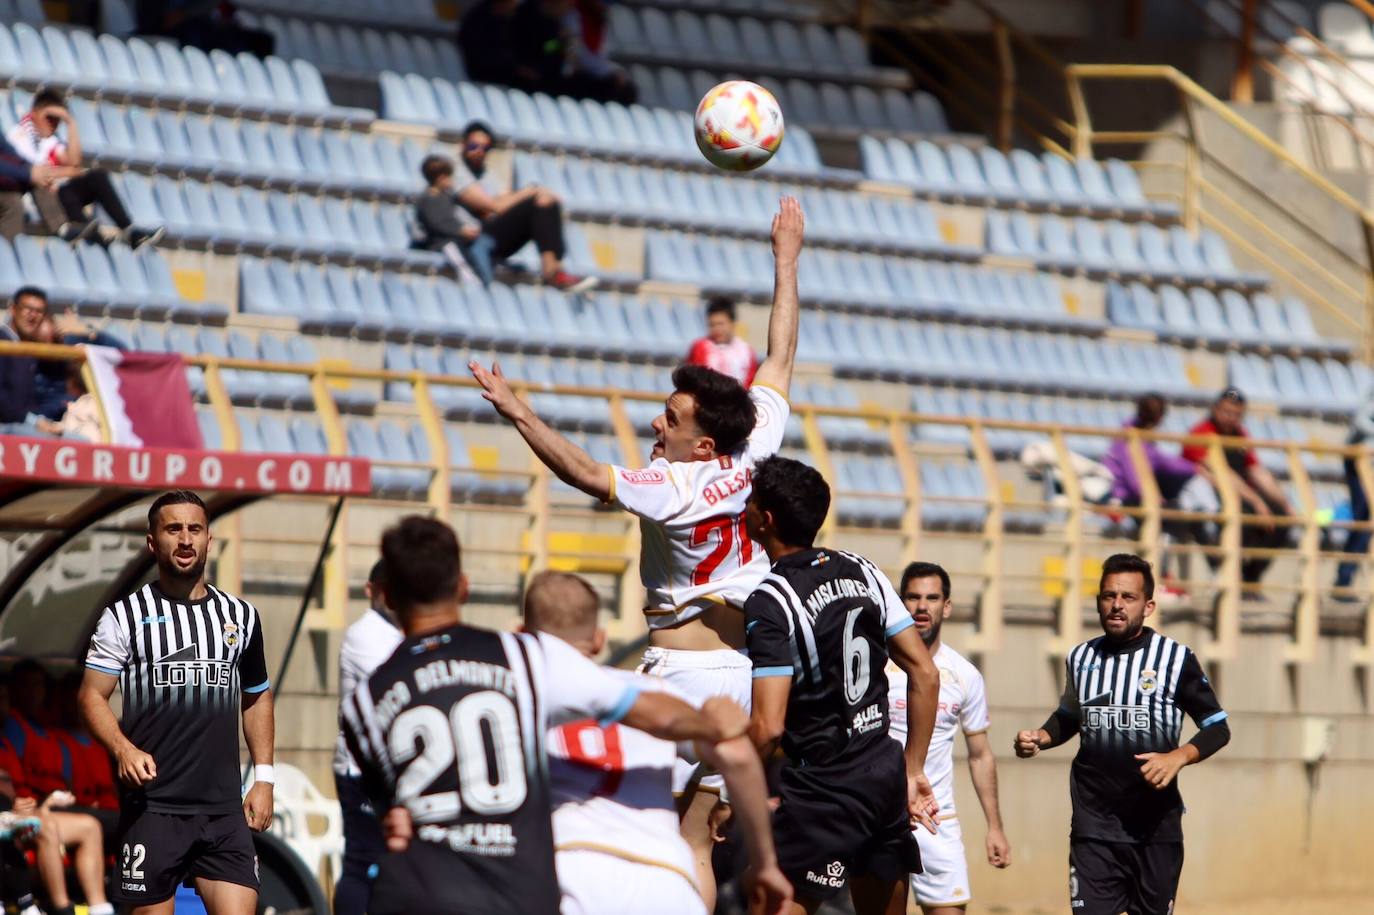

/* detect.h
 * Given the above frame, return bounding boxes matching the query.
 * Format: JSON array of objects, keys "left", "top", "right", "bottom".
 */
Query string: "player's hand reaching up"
[
  {"left": 469, "top": 360, "right": 528, "bottom": 422},
  {"left": 907, "top": 772, "right": 940, "bottom": 834},
  {"left": 743, "top": 862, "right": 793, "bottom": 915},
  {"left": 770, "top": 196, "right": 804, "bottom": 264},
  {"left": 115, "top": 744, "right": 157, "bottom": 786}
]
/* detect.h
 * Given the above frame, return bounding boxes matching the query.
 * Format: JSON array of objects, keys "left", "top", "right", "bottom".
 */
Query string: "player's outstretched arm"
[
  {"left": 77, "top": 669, "right": 157, "bottom": 786},
  {"left": 888, "top": 625, "right": 941, "bottom": 833},
  {"left": 750, "top": 196, "right": 804, "bottom": 398},
  {"left": 469, "top": 359, "right": 611, "bottom": 501},
  {"left": 692, "top": 699, "right": 793, "bottom": 915},
  {"left": 620, "top": 689, "right": 748, "bottom": 745}
]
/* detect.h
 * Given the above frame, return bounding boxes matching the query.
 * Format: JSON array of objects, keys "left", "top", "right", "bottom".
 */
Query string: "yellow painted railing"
[{"left": 5, "top": 342, "right": 1372, "bottom": 664}]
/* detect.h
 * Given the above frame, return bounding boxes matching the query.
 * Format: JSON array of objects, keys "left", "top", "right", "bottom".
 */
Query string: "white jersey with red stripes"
[
  {"left": 607, "top": 384, "right": 789, "bottom": 628},
  {"left": 547, "top": 669, "right": 698, "bottom": 884}
]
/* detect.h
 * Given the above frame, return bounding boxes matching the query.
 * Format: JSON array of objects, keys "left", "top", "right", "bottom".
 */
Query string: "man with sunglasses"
[{"left": 415, "top": 121, "right": 596, "bottom": 292}]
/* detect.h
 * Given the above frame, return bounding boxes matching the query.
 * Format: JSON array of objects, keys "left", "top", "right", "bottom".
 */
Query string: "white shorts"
[
  {"left": 637, "top": 646, "right": 751, "bottom": 794},
  {"left": 558, "top": 848, "right": 707, "bottom": 915},
  {"left": 912, "top": 816, "right": 972, "bottom": 907}
]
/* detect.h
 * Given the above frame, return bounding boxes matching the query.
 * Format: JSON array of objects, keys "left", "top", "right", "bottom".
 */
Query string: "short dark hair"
[
  {"left": 420, "top": 154, "right": 454, "bottom": 187},
  {"left": 367, "top": 559, "right": 386, "bottom": 586},
  {"left": 671, "top": 364, "right": 756, "bottom": 455},
  {"left": 147, "top": 490, "right": 207, "bottom": 532},
  {"left": 751, "top": 456, "right": 830, "bottom": 547},
  {"left": 899, "top": 561, "right": 950, "bottom": 601},
  {"left": 1099, "top": 552, "right": 1154, "bottom": 600},
  {"left": 705, "top": 296, "right": 736, "bottom": 321},
  {"left": 12, "top": 286, "right": 47, "bottom": 308},
  {"left": 31, "top": 87, "right": 65, "bottom": 110},
  {"left": 1217, "top": 387, "right": 1246, "bottom": 405},
  {"left": 1134, "top": 393, "right": 1166, "bottom": 428},
  {"left": 380, "top": 515, "right": 462, "bottom": 613},
  {"left": 462, "top": 120, "right": 495, "bottom": 143}
]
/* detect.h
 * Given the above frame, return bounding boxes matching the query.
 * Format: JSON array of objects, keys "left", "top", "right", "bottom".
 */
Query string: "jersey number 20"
[{"left": 390, "top": 690, "right": 528, "bottom": 822}]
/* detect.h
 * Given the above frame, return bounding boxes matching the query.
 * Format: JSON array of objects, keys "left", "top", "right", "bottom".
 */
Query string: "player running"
[
  {"left": 1014, "top": 553, "right": 1231, "bottom": 915},
  {"left": 886, "top": 562, "right": 1010, "bottom": 914},
  {"left": 741, "top": 456, "right": 942, "bottom": 915},
  {"left": 520, "top": 570, "right": 788, "bottom": 915},
  {"left": 78, "top": 490, "right": 275, "bottom": 915},
  {"left": 341, "top": 516, "right": 791, "bottom": 915},
  {"left": 470, "top": 195, "right": 804, "bottom": 902}
]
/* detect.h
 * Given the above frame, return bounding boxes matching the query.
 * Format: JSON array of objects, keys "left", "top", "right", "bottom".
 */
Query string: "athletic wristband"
[{"left": 254, "top": 765, "right": 276, "bottom": 785}]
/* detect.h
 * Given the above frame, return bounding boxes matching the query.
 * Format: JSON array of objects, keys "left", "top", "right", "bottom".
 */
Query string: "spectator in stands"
[
  {"left": 33, "top": 363, "right": 100, "bottom": 443},
  {"left": 415, "top": 127, "right": 596, "bottom": 292},
  {"left": 0, "top": 710, "right": 43, "bottom": 915},
  {"left": 6, "top": 89, "right": 163, "bottom": 248},
  {"left": 563, "top": 0, "right": 637, "bottom": 104},
  {"left": 1102, "top": 393, "right": 1204, "bottom": 506},
  {"left": 29, "top": 312, "right": 124, "bottom": 425},
  {"left": 0, "top": 672, "right": 113, "bottom": 915},
  {"left": 1334, "top": 393, "right": 1374, "bottom": 596},
  {"left": 511, "top": 0, "right": 574, "bottom": 95},
  {"left": 1182, "top": 388, "right": 1293, "bottom": 593},
  {"left": 457, "top": 0, "right": 534, "bottom": 88},
  {"left": 52, "top": 674, "right": 117, "bottom": 814},
  {"left": 0, "top": 133, "right": 57, "bottom": 242},
  {"left": 0, "top": 287, "right": 48, "bottom": 435},
  {"left": 684, "top": 296, "right": 758, "bottom": 386},
  {"left": 135, "top": 0, "right": 274, "bottom": 58}
]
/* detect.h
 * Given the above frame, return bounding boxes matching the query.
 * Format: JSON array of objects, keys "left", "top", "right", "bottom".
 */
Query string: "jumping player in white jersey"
[
  {"left": 520, "top": 571, "right": 788, "bottom": 915},
  {"left": 470, "top": 196, "right": 804, "bottom": 906},
  {"left": 886, "top": 562, "right": 1010, "bottom": 913}
]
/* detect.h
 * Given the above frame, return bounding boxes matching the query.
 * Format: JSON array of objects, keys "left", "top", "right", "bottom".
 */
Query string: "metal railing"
[{"left": 4, "top": 341, "right": 1372, "bottom": 664}]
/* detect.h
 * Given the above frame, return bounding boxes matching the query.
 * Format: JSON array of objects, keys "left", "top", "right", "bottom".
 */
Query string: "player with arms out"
[
  {"left": 78, "top": 490, "right": 275, "bottom": 915},
  {"left": 470, "top": 196, "right": 804, "bottom": 904},
  {"left": 1014, "top": 553, "right": 1231, "bottom": 915},
  {"left": 742, "top": 456, "right": 942, "bottom": 915},
  {"left": 341, "top": 517, "right": 791, "bottom": 915},
  {"left": 521, "top": 570, "right": 788, "bottom": 915},
  {"left": 887, "top": 562, "right": 1010, "bottom": 914}
]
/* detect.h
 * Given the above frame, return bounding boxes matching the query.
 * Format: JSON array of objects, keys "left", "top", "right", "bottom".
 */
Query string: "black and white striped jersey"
[
  {"left": 744, "top": 548, "right": 916, "bottom": 768},
  {"left": 341, "top": 624, "right": 639, "bottom": 915},
  {"left": 85, "top": 582, "right": 270, "bottom": 814},
  {"left": 1055, "top": 627, "right": 1227, "bottom": 843}
]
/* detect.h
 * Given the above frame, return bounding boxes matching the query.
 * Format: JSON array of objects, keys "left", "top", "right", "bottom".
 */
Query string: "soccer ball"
[{"left": 694, "top": 80, "right": 785, "bottom": 172}]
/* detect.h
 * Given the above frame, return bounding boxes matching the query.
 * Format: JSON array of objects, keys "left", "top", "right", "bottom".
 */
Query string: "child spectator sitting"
[{"left": 34, "top": 364, "right": 101, "bottom": 443}]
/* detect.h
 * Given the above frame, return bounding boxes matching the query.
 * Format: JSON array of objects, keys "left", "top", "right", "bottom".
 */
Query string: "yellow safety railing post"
[
  {"left": 607, "top": 393, "right": 645, "bottom": 629},
  {"left": 1127, "top": 427, "right": 1164, "bottom": 572},
  {"left": 800, "top": 408, "right": 838, "bottom": 546},
  {"left": 412, "top": 374, "right": 451, "bottom": 520},
  {"left": 1206, "top": 441, "right": 1242, "bottom": 660},
  {"left": 969, "top": 422, "right": 1004, "bottom": 653},
  {"left": 1049, "top": 429, "right": 1084, "bottom": 655},
  {"left": 888, "top": 415, "right": 922, "bottom": 562},
  {"left": 1286, "top": 443, "right": 1320, "bottom": 664}
]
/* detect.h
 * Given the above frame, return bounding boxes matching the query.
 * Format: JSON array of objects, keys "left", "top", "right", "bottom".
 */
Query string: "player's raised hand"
[
  {"left": 469, "top": 360, "right": 527, "bottom": 421},
  {"left": 243, "top": 780, "right": 273, "bottom": 832},
  {"left": 1135, "top": 749, "right": 1187, "bottom": 790},
  {"left": 986, "top": 827, "right": 1011, "bottom": 868},
  {"left": 115, "top": 745, "right": 157, "bottom": 786},
  {"left": 743, "top": 862, "right": 793, "bottom": 915},
  {"left": 383, "top": 806, "right": 414, "bottom": 853},
  {"left": 770, "top": 196, "right": 804, "bottom": 263},
  {"left": 908, "top": 771, "right": 940, "bottom": 834},
  {"left": 1014, "top": 729, "right": 1046, "bottom": 758}
]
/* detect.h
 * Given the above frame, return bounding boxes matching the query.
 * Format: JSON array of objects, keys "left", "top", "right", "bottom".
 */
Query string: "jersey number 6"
[
  {"left": 390, "top": 690, "right": 529, "bottom": 822},
  {"left": 690, "top": 515, "right": 754, "bottom": 586}
]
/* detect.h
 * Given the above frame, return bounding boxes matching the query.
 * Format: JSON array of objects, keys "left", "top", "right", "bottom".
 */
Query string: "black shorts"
[
  {"left": 772, "top": 741, "right": 920, "bottom": 902},
  {"left": 111, "top": 806, "right": 260, "bottom": 906},
  {"left": 1070, "top": 839, "right": 1184, "bottom": 915}
]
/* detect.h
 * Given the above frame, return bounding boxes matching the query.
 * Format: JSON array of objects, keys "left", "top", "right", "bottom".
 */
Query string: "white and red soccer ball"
[{"left": 694, "top": 80, "right": 785, "bottom": 171}]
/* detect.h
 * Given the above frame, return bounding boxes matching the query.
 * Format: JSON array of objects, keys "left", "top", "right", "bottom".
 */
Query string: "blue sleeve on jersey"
[
  {"left": 2, "top": 719, "right": 24, "bottom": 755},
  {"left": 84, "top": 662, "right": 120, "bottom": 676},
  {"left": 884, "top": 615, "right": 916, "bottom": 639},
  {"left": 753, "top": 666, "right": 793, "bottom": 679},
  {"left": 243, "top": 679, "right": 271, "bottom": 694},
  {"left": 1199, "top": 710, "right": 1228, "bottom": 728},
  {"left": 598, "top": 684, "right": 640, "bottom": 727}
]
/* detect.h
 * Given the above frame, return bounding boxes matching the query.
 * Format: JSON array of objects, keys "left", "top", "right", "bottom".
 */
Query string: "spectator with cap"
[
  {"left": 1182, "top": 388, "right": 1294, "bottom": 593},
  {"left": 5, "top": 88, "right": 163, "bottom": 248},
  {"left": 684, "top": 296, "right": 758, "bottom": 386},
  {"left": 414, "top": 122, "right": 596, "bottom": 292}
]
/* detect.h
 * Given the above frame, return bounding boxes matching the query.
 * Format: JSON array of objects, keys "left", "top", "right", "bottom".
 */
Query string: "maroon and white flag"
[{"left": 84, "top": 346, "right": 202, "bottom": 449}]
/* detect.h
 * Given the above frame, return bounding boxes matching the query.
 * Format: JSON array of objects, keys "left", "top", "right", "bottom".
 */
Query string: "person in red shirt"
[
  {"left": 1181, "top": 388, "right": 1294, "bottom": 591},
  {"left": 685, "top": 296, "right": 759, "bottom": 387},
  {"left": 3, "top": 662, "right": 66, "bottom": 800},
  {"left": 52, "top": 675, "right": 117, "bottom": 812}
]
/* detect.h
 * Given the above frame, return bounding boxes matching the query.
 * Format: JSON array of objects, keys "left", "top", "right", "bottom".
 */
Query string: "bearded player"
[{"left": 471, "top": 196, "right": 803, "bottom": 906}]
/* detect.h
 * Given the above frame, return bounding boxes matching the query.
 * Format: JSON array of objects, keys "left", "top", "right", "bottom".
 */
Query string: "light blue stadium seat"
[
  {"left": 1158, "top": 285, "right": 1197, "bottom": 335},
  {"left": 1105, "top": 158, "right": 1176, "bottom": 218},
  {"left": 1137, "top": 223, "right": 1181, "bottom": 279},
  {"left": 1220, "top": 290, "right": 1265, "bottom": 344},
  {"left": 1071, "top": 157, "right": 1118, "bottom": 210}
]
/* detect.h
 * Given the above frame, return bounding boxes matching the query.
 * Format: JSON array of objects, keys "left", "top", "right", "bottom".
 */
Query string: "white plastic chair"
[{"left": 244, "top": 762, "right": 344, "bottom": 884}]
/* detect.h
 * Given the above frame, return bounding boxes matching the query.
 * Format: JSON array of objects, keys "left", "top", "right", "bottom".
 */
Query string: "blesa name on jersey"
[{"left": 702, "top": 463, "right": 751, "bottom": 506}]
